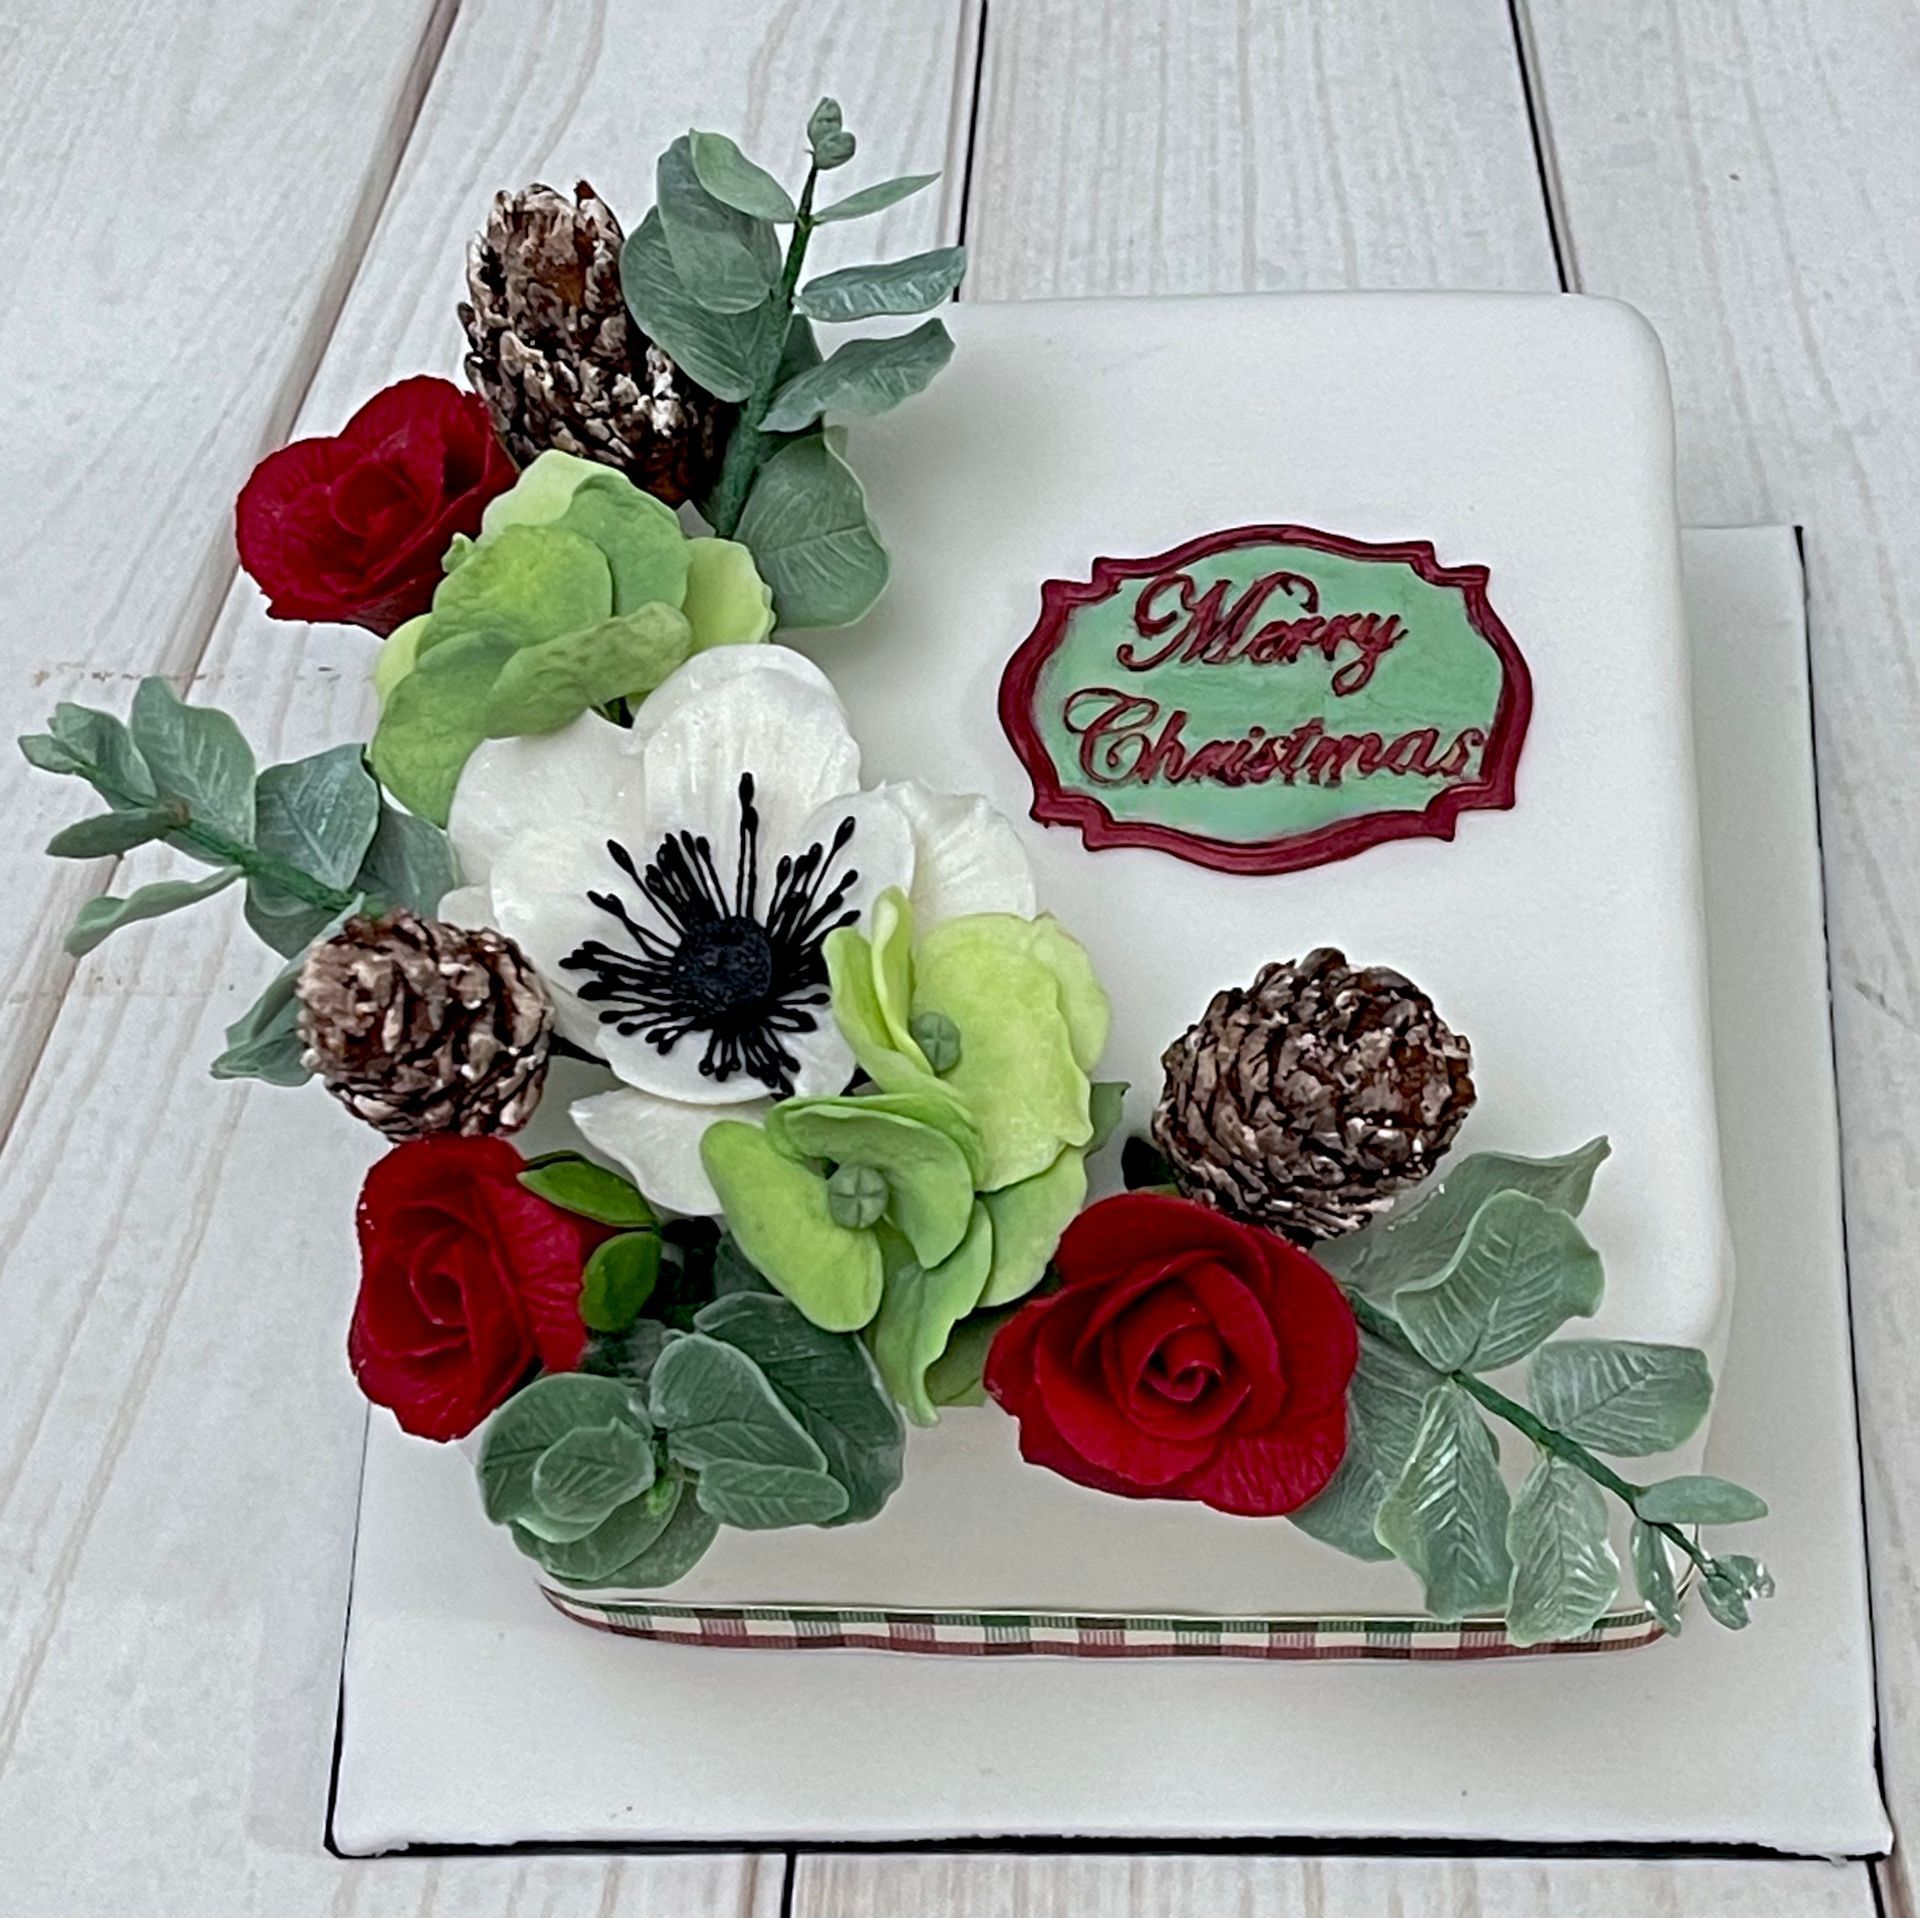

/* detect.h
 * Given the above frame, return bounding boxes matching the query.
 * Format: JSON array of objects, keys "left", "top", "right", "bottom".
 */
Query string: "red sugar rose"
[
  {"left": 985, "top": 1192, "right": 1358, "bottom": 1516},
  {"left": 235, "top": 374, "right": 516, "bottom": 637},
  {"left": 350, "top": 1136, "right": 599, "bottom": 1441}
]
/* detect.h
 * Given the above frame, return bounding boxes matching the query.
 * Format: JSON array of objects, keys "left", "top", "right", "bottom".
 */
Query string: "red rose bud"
[
  {"left": 984, "top": 1192, "right": 1358, "bottom": 1516},
  {"left": 349, "top": 1135, "right": 601, "bottom": 1441},
  {"left": 235, "top": 374, "right": 517, "bottom": 636}
]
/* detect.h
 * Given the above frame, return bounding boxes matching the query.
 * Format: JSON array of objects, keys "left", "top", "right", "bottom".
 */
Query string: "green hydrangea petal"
[
  {"left": 826, "top": 926, "right": 940, "bottom": 1092},
  {"left": 374, "top": 613, "right": 429, "bottom": 706},
  {"left": 483, "top": 603, "right": 693, "bottom": 738},
  {"left": 869, "top": 1207, "right": 994, "bottom": 1427},
  {"left": 910, "top": 915, "right": 1093, "bottom": 1191},
  {"left": 768, "top": 1099, "right": 975, "bottom": 1270},
  {"left": 477, "top": 448, "right": 608, "bottom": 535},
  {"left": 368, "top": 629, "right": 519, "bottom": 824},
  {"left": 869, "top": 886, "right": 922, "bottom": 1059},
  {"left": 978, "top": 1146, "right": 1089, "bottom": 1308},
  {"left": 684, "top": 537, "right": 776, "bottom": 649},
  {"left": 418, "top": 523, "right": 613, "bottom": 655},
  {"left": 828, "top": 1087, "right": 984, "bottom": 1186},
  {"left": 1025, "top": 915, "right": 1111, "bottom": 1072},
  {"left": 700, "top": 1119, "right": 883, "bottom": 1332},
  {"left": 550, "top": 471, "right": 690, "bottom": 614}
]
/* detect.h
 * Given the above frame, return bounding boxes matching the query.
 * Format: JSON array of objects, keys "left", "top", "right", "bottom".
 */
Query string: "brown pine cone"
[
  {"left": 296, "top": 911, "right": 552, "bottom": 1139},
  {"left": 459, "top": 179, "right": 729, "bottom": 503},
  {"left": 1152, "top": 948, "right": 1475, "bottom": 1243}
]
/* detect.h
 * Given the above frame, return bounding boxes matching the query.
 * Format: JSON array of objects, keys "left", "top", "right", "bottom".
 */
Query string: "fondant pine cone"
[
  {"left": 1152, "top": 948, "right": 1475, "bottom": 1243},
  {"left": 296, "top": 910, "right": 552, "bottom": 1140},
  {"left": 459, "top": 179, "right": 729, "bottom": 504}
]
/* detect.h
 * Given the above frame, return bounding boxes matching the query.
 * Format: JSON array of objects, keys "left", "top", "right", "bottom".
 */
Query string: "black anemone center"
[{"left": 556, "top": 772, "right": 861, "bottom": 1096}]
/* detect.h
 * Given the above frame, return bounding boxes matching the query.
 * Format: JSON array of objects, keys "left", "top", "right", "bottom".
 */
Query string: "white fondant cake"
[{"left": 650, "top": 291, "right": 1731, "bottom": 1617}]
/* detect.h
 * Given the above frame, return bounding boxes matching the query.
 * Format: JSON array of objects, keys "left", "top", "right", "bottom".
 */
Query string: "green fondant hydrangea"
[
  {"left": 699, "top": 888, "right": 1114, "bottom": 1423},
  {"left": 370, "top": 450, "right": 774, "bottom": 822}
]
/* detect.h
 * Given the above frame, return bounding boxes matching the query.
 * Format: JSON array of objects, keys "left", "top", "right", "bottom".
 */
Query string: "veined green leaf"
[
  {"left": 128, "top": 678, "right": 255, "bottom": 842},
  {"left": 689, "top": 129, "right": 797, "bottom": 221},
  {"left": 1504, "top": 1453, "right": 1620, "bottom": 1646},
  {"left": 252, "top": 743, "right": 380, "bottom": 907},
  {"left": 45, "top": 807, "right": 178, "bottom": 858},
  {"left": 579, "top": 1231, "right": 663, "bottom": 1333},
  {"left": 1373, "top": 1380, "right": 1512, "bottom": 1621},
  {"left": 734, "top": 433, "right": 890, "bottom": 629},
  {"left": 813, "top": 171, "right": 938, "bottom": 223},
  {"left": 1700, "top": 1553, "right": 1774, "bottom": 1629},
  {"left": 66, "top": 867, "right": 241, "bottom": 956},
  {"left": 529, "top": 1418, "right": 656, "bottom": 1529},
  {"left": 518, "top": 1153, "right": 656, "bottom": 1227},
  {"left": 796, "top": 246, "right": 967, "bottom": 321},
  {"left": 1635, "top": 1475, "right": 1769, "bottom": 1525},
  {"left": 694, "top": 1458, "right": 849, "bottom": 1529},
  {"left": 1630, "top": 1519, "right": 1684, "bottom": 1636},
  {"left": 760, "top": 318, "right": 954, "bottom": 432},
  {"left": 1529, "top": 1339, "right": 1712, "bottom": 1455},
  {"left": 651, "top": 1333, "right": 827, "bottom": 1475},
  {"left": 39, "top": 703, "right": 157, "bottom": 807},
  {"left": 356, "top": 804, "right": 457, "bottom": 916},
  {"left": 1393, "top": 1191, "right": 1603, "bottom": 1372},
  {"left": 478, "top": 1373, "right": 652, "bottom": 1528},
  {"left": 656, "top": 134, "right": 780, "bottom": 314},
  {"left": 621, "top": 209, "right": 782, "bottom": 402}
]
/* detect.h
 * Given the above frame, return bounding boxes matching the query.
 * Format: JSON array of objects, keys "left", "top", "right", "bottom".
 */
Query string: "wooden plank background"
[{"left": 0, "top": 0, "right": 1907, "bottom": 1913}]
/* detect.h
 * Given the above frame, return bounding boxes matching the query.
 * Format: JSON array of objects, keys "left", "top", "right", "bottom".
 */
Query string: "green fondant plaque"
[{"left": 998, "top": 526, "right": 1531, "bottom": 875}]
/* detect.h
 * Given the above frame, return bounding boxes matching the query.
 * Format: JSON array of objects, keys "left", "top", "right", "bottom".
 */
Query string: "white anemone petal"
[
  {"left": 447, "top": 712, "right": 639, "bottom": 894},
  {"left": 626, "top": 642, "right": 844, "bottom": 753},
  {"left": 571, "top": 1085, "right": 770, "bottom": 1217},
  {"left": 877, "top": 780, "right": 1038, "bottom": 923}
]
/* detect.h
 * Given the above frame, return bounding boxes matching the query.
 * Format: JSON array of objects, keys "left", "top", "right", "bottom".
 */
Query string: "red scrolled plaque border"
[{"left": 997, "top": 524, "right": 1533, "bottom": 877}]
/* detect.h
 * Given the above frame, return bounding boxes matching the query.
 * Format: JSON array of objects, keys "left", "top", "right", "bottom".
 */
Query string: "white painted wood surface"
[{"left": 2, "top": 0, "right": 1907, "bottom": 1911}]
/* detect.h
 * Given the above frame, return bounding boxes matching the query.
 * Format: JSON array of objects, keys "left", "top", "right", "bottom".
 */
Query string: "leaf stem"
[
  {"left": 1344, "top": 1290, "right": 1717, "bottom": 1583},
  {"left": 705, "top": 161, "right": 819, "bottom": 538}
]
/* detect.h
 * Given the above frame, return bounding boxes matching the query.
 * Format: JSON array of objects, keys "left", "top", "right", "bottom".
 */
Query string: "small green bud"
[
  {"left": 910, "top": 1010, "right": 961, "bottom": 1074},
  {"left": 826, "top": 1160, "right": 888, "bottom": 1229}
]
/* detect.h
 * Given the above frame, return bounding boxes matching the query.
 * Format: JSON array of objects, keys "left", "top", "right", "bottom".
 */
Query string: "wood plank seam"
[
  {"left": 0, "top": 0, "right": 464, "bottom": 1175},
  {"left": 1505, "top": 0, "right": 1573, "bottom": 290}
]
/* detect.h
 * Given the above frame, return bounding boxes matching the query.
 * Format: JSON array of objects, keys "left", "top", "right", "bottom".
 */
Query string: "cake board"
[{"left": 330, "top": 525, "right": 1888, "bottom": 1858}]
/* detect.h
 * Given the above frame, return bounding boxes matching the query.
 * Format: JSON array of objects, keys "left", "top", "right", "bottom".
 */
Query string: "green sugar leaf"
[
  {"left": 813, "top": 171, "right": 938, "bottom": 223},
  {"left": 1700, "top": 1553, "right": 1774, "bottom": 1629},
  {"left": 30, "top": 704, "right": 157, "bottom": 807},
  {"left": 478, "top": 1373, "right": 652, "bottom": 1527},
  {"left": 242, "top": 888, "right": 339, "bottom": 959},
  {"left": 1291, "top": 1322, "right": 1444, "bottom": 1563},
  {"left": 1630, "top": 1519, "right": 1684, "bottom": 1636},
  {"left": 977, "top": 1147, "right": 1087, "bottom": 1308},
  {"left": 355, "top": 804, "right": 457, "bottom": 916},
  {"left": 806, "top": 97, "right": 853, "bottom": 168},
  {"left": 583, "top": 1479, "right": 719, "bottom": 1589},
  {"left": 1373, "top": 1379, "right": 1513, "bottom": 1622},
  {"left": 1635, "top": 1475, "right": 1770, "bottom": 1525},
  {"left": 701, "top": 1120, "right": 885, "bottom": 1331},
  {"left": 925, "top": 1304, "right": 1019, "bottom": 1408},
  {"left": 689, "top": 129, "right": 798, "bottom": 221},
  {"left": 368, "top": 629, "right": 519, "bottom": 825},
  {"left": 579, "top": 1231, "right": 663, "bottom": 1333},
  {"left": 734, "top": 433, "right": 889, "bottom": 629},
  {"left": 128, "top": 678, "right": 255, "bottom": 842},
  {"left": 1322, "top": 1138, "right": 1612, "bottom": 1293},
  {"left": 694, "top": 1290, "right": 905, "bottom": 1525},
  {"left": 420, "top": 524, "right": 613, "bottom": 655},
  {"left": 251, "top": 743, "right": 380, "bottom": 906},
  {"left": 66, "top": 867, "right": 240, "bottom": 956},
  {"left": 518, "top": 1153, "right": 656, "bottom": 1228},
  {"left": 869, "top": 1207, "right": 994, "bottom": 1427},
  {"left": 45, "top": 806, "right": 178, "bottom": 858},
  {"left": 651, "top": 1333, "right": 828, "bottom": 1475},
  {"left": 796, "top": 246, "right": 967, "bottom": 322},
  {"left": 1529, "top": 1339, "right": 1713, "bottom": 1456},
  {"left": 621, "top": 209, "right": 779, "bottom": 402},
  {"left": 760, "top": 318, "right": 954, "bottom": 433},
  {"left": 483, "top": 603, "right": 693, "bottom": 738},
  {"left": 209, "top": 979, "right": 308, "bottom": 1085},
  {"left": 1087, "top": 1081, "right": 1128, "bottom": 1152},
  {"left": 1504, "top": 1453, "right": 1621, "bottom": 1647},
  {"left": 530, "top": 1418, "right": 656, "bottom": 1531},
  {"left": 512, "top": 1479, "right": 679, "bottom": 1583},
  {"left": 656, "top": 134, "right": 781, "bottom": 314},
  {"left": 1393, "top": 1192, "right": 1603, "bottom": 1373},
  {"left": 694, "top": 1459, "right": 850, "bottom": 1529}
]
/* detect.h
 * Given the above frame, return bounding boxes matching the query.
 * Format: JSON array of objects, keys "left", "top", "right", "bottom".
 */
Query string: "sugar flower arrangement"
[{"left": 21, "top": 99, "right": 1770, "bottom": 1642}]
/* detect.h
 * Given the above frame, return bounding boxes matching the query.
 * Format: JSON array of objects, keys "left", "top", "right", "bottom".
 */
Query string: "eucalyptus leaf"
[
  {"left": 1630, "top": 1518, "right": 1684, "bottom": 1636},
  {"left": 514, "top": 1478, "right": 679, "bottom": 1583},
  {"left": 41, "top": 703, "right": 157, "bottom": 807},
  {"left": 530, "top": 1418, "right": 656, "bottom": 1529},
  {"left": 478, "top": 1373, "right": 652, "bottom": 1526},
  {"left": 694, "top": 1458, "right": 850, "bottom": 1529},
  {"left": 1700, "top": 1553, "right": 1774, "bottom": 1629},
  {"left": 1529, "top": 1339, "right": 1713, "bottom": 1456},
  {"left": 243, "top": 888, "right": 339, "bottom": 958},
  {"left": 1393, "top": 1191, "right": 1603, "bottom": 1373},
  {"left": 1373, "top": 1380, "right": 1513, "bottom": 1621},
  {"left": 689, "top": 129, "right": 797, "bottom": 221},
  {"left": 66, "top": 867, "right": 241, "bottom": 956},
  {"left": 579, "top": 1231, "right": 663, "bottom": 1333},
  {"left": 1634, "top": 1475, "right": 1769, "bottom": 1525},
  {"left": 1322, "top": 1138, "right": 1612, "bottom": 1293},
  {"left": 208, "top": 985, "right": 307, "bottom": 1085},
  {"left": 1504, "top": 1453, "right": 1620, "bottom": 1646},
  {"left": 252, "top": 745, "right": 380, "bottom": 905},
  {"left": 760, "top": 318, "right": 954, "bottom": 432},
  {"left": 650, "top": 1333, "right": 827, "bottom": 1474},
  {"left": 694, "top": 1290, "right": 905, "bottom": 1524},
  {"left": 807, "top": 97, "right": 855, "bottom": 169},
  {"left": 356, "top": 804, "right": 457, "bottom": 915},
  {"left": 621, "top": 209, "right": 782, "bottom": 402},
  {"left": 712, "top": 1235, "right": 774, "bottom": 1297},
  {"left": 128, "top": 678, "right": 256, "bottom": 843},
  {"left": 655, "top": 135, "right": 780, "bottom": 313},
  {"left": 1291, "top": 1324, "right": 1443, "bottom": 1561},
  {"left": 572, "top": 1479, "right": 718, "bottom": 1588},
  {"left": 45, "top": 807, "right": 178, "bottom": 858},
  {"left": 518, "top": 1153, "right": 656, "bottom": 1227},
  {"left": 734, "top": 432, "right": 889, "bottom": 628},
  {"left": 796, "top": 246, "right": 967, "bottom": 322},
  {"left": 813, "top": 171, "right": 938, "bottom": 223}
]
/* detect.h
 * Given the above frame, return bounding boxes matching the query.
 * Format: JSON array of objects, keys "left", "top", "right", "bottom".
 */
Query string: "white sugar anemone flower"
[{"left": 442, "top": 644, "right": 1034, "bottom": 1213}]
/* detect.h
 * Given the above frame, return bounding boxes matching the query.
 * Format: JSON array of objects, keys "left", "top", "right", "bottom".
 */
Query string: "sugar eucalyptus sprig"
[{"left": 622, "top": 97, "right": 965, "bottom": 628}]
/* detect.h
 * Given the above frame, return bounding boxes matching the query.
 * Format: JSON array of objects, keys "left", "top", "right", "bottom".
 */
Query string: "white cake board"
[{"left": 331, "top": 525, "right": 1886, "bottom": 1857}]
